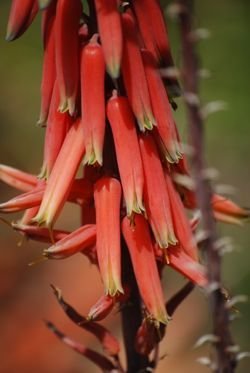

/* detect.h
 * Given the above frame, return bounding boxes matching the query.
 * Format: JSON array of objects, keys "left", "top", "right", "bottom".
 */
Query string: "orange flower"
[
  {"left": 80, "top": 35, "right": 105, "bottom": 166},
  {"left": 94, "top": 0, "right": 123, "bottom": 78},
  {"left": 6, "top": 0, "right": 38, "bottom": 41},
  {"left": 38, "top": 1, "right": 57, "bottom": 126},
  {"left": 165, "top": 171, "right": 199, "bottom": 260},
  {"left": 33, "top": 119, "right": 85, "bottom": 227},
  {"left": 121, "top": 10, "right": 155, "bottom": 131},
  {"left": 44, "top": 224, "right": 96, "bottom": 259},
  {"left": 142, "top": 49, "right": 182, "bottom": 162},
  {"left": 122, "top": 215, "right": 169, "bottom": 325},
  {"left": 55, "top": 0, "right": 82, "bottom": 115},
  {"left": 139, "top": 134, "right": 177, "bottom": 247},
  {"left": 94, "top": 177, "right": 123, "bottom": 296},
  {"left": 107, "top": 92, "right": 144, "bottom": 216}
]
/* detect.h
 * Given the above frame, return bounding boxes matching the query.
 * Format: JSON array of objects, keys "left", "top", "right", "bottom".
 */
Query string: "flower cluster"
[{"left": 1, "top": 0, "right": 249, "bottom": 367}]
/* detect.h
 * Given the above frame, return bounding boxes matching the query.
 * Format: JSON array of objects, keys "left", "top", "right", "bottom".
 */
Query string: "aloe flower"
[
  {"left": 55, "top": 0, "right": 82, "bottom": 114},
  {"left": 81, "top": 35, "right": 105, "bottom": 166},
  {"left": 94, "top": 0, "right": 122, "bottom": 78},
  {"left": 122, "top": 214, "right": 169, "bottom": 325},
  {"left": 107, "top": 92, "right": 144, "bottom": 216},
  {"left": 2, "top": 1, "right": 248, "bottom": 370},
  {"left": 6, "top": 0, "right": 38, "bottom": 42},
  {"left": 94, "top": 177, "right": 123, "bottom": 296}
]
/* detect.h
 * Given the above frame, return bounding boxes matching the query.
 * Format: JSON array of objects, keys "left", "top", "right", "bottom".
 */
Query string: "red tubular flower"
[
  {"left": 165, "top": 172, "right": 199, "bottom": 261},
  {"left": 38, "top": 1, "right": 57, "bottom": 126},
  {"left": 6, "top": 0, "right": 38, "bottom": 42},
  {"left": 121, "top": 10, "right": 155, "bottom": 131},
  {"left": 12, "top": 222, "right": 68, "bottom": 243},
  {"left": 107, "top": 92, "right": 144, "bottom": 216},
  {"left": 94, "top": 177, "right": 123, "bottom": 296},
  {"left": 139, "top": 134, "right": 177, "bottom": 247},
  {"left": 80, "top": 35, "right": 105, "bottom": 166},
  {"left": 40, "top": 81, "right": 71, "bottom": 178},
  {"left": 87, "top": 295, "right": 114, "bottom": 321},
  {"left": 19, "top": 206, "right": 40, "bottom": 225},
  {"left": 44, "top": 224, "right": 96, "bottom": 259},
  {"left": 168, "top": 246, "right": 207, "bottom": 287},
  {"left": 0, "top": 188, "right": 44, "bottom": 213},
  {"left": 55, "top": 0, "right": 82, "bottom": 115},
  {"left": 122, "top": 215, "right": 169, "bottom": 325},
  {"left": 139, "top": 0, "right": 173, "bottom": 67},
  {"left": 0, "top": 164, "right": 37, "bottom": 192},
  {"left": 142, "top": 49, "right": 182, "bottom": 163},
  {"left": 33, "top": 119, "right": 85, "bottom": 228},
  {"left": 94, "top": 0, "right": 122, "bottom": 78},
  {"left": 212, "top": 194, "right": 249, "bottom": 224}
]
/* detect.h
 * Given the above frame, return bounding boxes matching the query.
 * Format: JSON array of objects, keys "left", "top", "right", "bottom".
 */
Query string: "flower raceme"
[{"left": 2, "top": 0, "right": 249, "bottom": 369}]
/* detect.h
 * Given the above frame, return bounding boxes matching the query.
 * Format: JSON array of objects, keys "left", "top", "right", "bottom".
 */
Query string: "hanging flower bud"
[
  {"left": 137, "top": 0, "right": 173, "bottom": 67},
  {"left": 139, "top": 134, "right": 177, "bottom": 247},
  {"left": 12, "top": 222, "right": 68, "bottom": 243},
  {"left": 6, "top": 0, "right": 38, "bottom": 42},
  {"left": 0, "top": 164, "right": 37, "bottom": 192},
  {"left": 44, "top": 225, "right": 96, "bottom": 259},
  {"left": 0, "top": 184, "right": 44, "bottom": 213},
  {"left": 121, "top": 10, "right": 155, "bottom": 131},
  {"left": 122, "top": 215, "right": 169, "bottom": 325},
  {"left": 55, "top": 0, "right": 82, "bottom": 115},
  {"left": 81, "top": 35, "right": 105, "bottom": 166},
  {"left": 94, "top": 0, "right": 122, "bottom": 78},
  {"left": 212, "top": 194, "right": 250, "bottom": 224},
  {"left": 168, "top": 245, "right": 207, "bottom": 287},
  {"left": 94, "top": 177, "right": 123, "bottom": 296},
  {"left": 38, "top": 1, "right": 57, "bottom": 126},
  {"left": 165, "top": 172, "right": 198, "bottom": 260},
  {"left": 142, "top": 49, "right": 182, "bottom": 163},
  {"left": 87, "top": 295, "right": 114, "bottom": 321},
  {"left": 107, "top": 92, "right": 144, "bottom": 216},
  {"left": 33, "top": 119, "right": 85, "bottom": 228},
  {"left": 40, "top": 81, "right": 71, "bottom": 178}
]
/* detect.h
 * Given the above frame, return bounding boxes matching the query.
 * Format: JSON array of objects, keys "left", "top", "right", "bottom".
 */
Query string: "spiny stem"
[{"left": 177, "top": 1, "right": 237, "bottom": 372}]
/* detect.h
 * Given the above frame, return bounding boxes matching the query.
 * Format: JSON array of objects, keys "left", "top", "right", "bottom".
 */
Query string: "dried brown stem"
[{"left": 176, "top": 1, "right": 237, "bottom": 372}]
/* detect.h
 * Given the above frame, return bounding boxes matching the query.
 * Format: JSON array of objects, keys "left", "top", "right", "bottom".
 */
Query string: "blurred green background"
[{"left": 0, "top": 0, "right": 249, "bottom": 372}]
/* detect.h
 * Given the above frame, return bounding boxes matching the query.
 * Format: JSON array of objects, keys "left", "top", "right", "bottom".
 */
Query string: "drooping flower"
[
  {"left": 80, "top": 35, "right": 106, "bottom": 166},
  {"left": 94, "top": 0, "right": 123, "bottom": 78},
  {"left": 142, "top": 49, "right": 182, "bottom": 163},
  {"left": 44, "top": 224, "right": 96, "bottom": 259},
  {"left": 121, "top": 10, "right": 155, "bottom": 131},
  {"left": 139, "top": 134, "right": 177, "bottom": 247},
  {"left": 6, "top": 0, "right": 38, "bottom": 42},
  {"left": 122, "top": 214, "right": 169, "bottom": 325},
  {"left": 38, "top": 1, "right": 57, "bottom": 126},
  {"left": 55, "top": 0, "right": 82, "bottom": 115},
  {"left": 94, "top": 177, "right": 123, "bottom": 296},
  {"left": 165, "top": 171, "right": 199, "bottom": 260},
  {"left": 0, "top": 164, "right": 37, "bottom": 192},
  {"left": 40, "top": 81, "right": 71, "bottom": 178},
  {"left": 33, "top": 119, "right": 85, "bottom": 228},
  {"left": 107, "top": 92, "right": 144, "bottom": 216}
]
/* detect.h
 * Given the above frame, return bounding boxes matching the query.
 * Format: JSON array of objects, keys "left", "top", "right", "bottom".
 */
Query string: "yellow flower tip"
[
  {"left": 107, "top": 61, "right": 121, "bottom": 80},
  {"left": 83, "top": 149, "right": 103, "bottom": 167}
]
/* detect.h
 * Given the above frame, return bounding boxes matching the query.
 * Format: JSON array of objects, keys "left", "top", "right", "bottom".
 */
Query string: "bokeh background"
[{"left": 0, "top": 0, "right": 249, "bottom": 372}]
